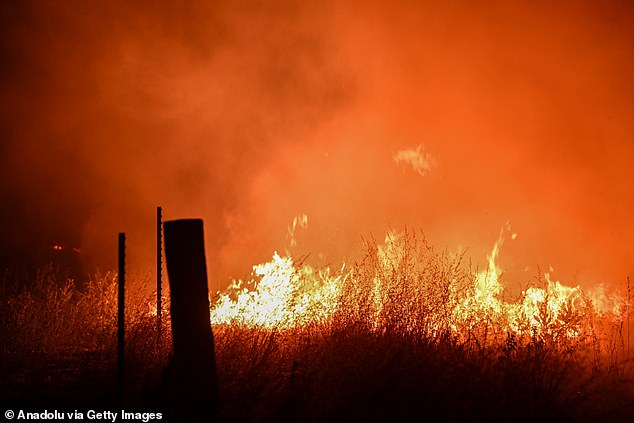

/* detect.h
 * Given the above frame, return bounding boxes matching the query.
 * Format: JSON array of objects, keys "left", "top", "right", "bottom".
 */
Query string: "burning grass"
[
  {"left": 213, "top": 228, "right": 626, "bottom": 356},
  {"left": 1, "top": 230, "right": 633, "bottom": 421}
]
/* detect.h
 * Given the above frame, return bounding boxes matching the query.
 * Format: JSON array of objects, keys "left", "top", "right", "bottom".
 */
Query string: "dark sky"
[{"left": 1, "top": 0, "right": 633, "bottom": 293}]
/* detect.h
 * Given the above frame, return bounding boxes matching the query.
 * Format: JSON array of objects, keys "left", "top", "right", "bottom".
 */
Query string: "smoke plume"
[{"left": 1, "top": 1, "right": 633, "bottom": 292}]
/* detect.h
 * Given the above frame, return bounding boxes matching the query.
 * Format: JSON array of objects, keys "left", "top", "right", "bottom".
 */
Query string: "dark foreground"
[
  {"left": 2, "top": 252, "right": 633, "bottom": 422},
  {"left": 2, "top": 326, "right": 634, "bottom": 422}
]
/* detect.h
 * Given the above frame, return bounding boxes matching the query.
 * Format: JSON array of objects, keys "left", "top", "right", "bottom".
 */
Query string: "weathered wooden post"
[{"left": 164, "top": 219, "right": 219, "bottom": 421}]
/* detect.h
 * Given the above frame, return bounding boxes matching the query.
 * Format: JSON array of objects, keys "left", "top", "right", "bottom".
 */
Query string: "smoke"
[
  {"left": 1, "top": 0, "right": 633, "bottom": 292},
  {"left": 0, "top": 1, "right": 351, "bottom": 283},
  {"left": 394, "top": 145, "right": 435, "bottom": 176}
]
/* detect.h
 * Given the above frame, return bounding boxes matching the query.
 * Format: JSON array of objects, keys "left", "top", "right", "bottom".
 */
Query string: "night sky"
[{"left": 1, "top": 1, "right": 633, "bottom": 293}]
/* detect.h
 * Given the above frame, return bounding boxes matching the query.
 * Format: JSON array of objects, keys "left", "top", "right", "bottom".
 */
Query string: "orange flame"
[{"left": 210, "top": 223, "right": 625, "bottom": 347}]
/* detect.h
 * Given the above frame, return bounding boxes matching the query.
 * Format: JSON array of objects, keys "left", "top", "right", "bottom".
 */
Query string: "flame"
[
  {"left": 455, "top": 225, "right": 507, "bottom": 323},
  {"left": 450, "top": 224, "right": 624, "bottom": 342},
  {"left": 393, "top": 145, "right": 435, "bottom": 176},
  {"left": 52, "top": 244, "right": 80, "bottom": 253},
  {"left": 210, "top": 252, "right": 342, "bottom": 329},
  {"left": 210, "top": 224, "right": 625, "bottom": 347},
  {"left": 287, "top": 214, "right": 309, "bottom": 249}
]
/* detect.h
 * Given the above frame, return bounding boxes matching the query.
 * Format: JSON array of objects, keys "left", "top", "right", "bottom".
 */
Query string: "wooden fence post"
[{"left": 164, "top": 219, "right": 219, "bottom": 421}]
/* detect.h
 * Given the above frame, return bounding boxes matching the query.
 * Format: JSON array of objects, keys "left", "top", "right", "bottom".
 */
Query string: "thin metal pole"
[
  {"left": 118, "top": 232, "right": 126, "bottom": 405},
  {"left": 157, "top": 206, "right": 163, "bottom": 341}
]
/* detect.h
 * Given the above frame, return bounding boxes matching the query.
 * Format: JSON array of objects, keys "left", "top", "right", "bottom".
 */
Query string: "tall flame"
[{"left": 210, "top": 224, "right": 625, "bottom": 347}]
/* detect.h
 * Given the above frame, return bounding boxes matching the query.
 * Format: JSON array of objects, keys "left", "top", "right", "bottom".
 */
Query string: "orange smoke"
[{"left": 0, "top": 1, "right": 632, "bottom": 296}]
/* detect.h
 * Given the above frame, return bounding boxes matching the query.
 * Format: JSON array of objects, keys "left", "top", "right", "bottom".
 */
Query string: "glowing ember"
[
  {"left": 393, "top": 145, "right": 435, "bottom": 176},
  {"left": 287, "top": 214, "right": 309, "bottom": 249}
]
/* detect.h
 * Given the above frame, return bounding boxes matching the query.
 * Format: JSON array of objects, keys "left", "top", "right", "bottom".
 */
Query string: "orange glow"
[{"left": 0, "top": 1, "right": 632, "bottom": 308}]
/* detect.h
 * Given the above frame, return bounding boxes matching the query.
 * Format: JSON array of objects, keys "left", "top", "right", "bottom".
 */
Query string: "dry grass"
[
  {"left": 1, "top": 233, "right": 632, "bottom": 421},
  {"left": 0, "top": 265, "right": 171, "bottom": 407}
]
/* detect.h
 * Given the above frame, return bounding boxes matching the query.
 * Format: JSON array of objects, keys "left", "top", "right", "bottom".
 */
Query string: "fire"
[
  {"left": 210, "top": 224, "right": 625, "bottom": 347},
  {"left": 393, "top": 145, "right": 435, "bottom": 176},
  {"left": 210, "top": 252, "right": 342, "bottom": 329},
  {"left": 453, "top": 224, "right": 624, "bottom": 341},
  {"left": 52, "top": 244, "right": 80, "bottom": 253}
]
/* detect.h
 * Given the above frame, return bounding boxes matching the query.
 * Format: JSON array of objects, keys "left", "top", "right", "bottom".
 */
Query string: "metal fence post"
[{"left": 117, "top": 232, "right": 126, "bottom": 406}]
